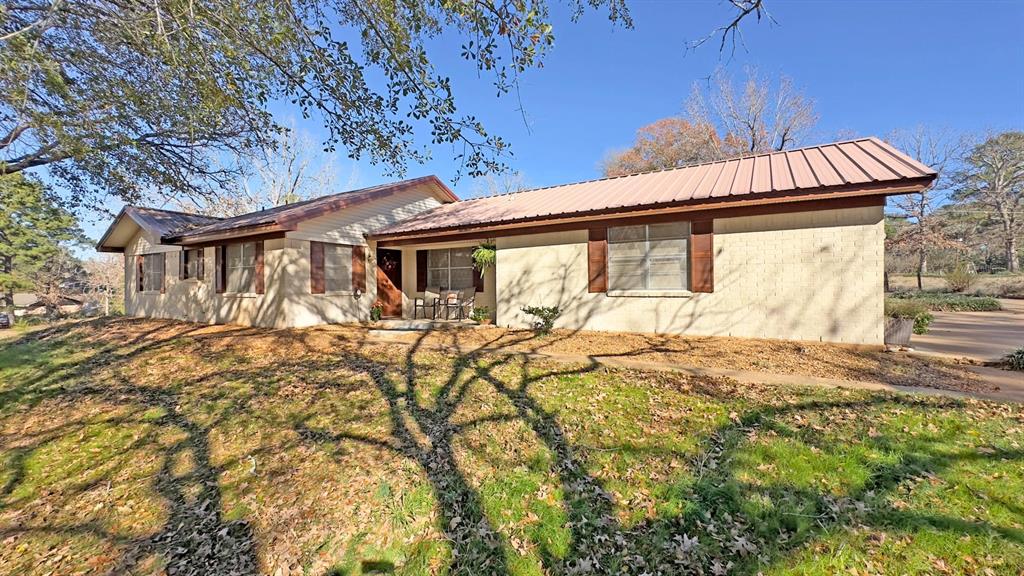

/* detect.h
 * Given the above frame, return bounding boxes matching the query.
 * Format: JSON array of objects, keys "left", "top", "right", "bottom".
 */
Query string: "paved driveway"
[{"left": 912, "top": 299, "right": 1024, "bottom": 362}]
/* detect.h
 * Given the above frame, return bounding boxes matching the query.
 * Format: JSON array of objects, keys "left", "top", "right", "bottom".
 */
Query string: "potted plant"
[
  {"left": 370, "top": 300, "right": 384, "bottom": 322},
  {"left": 470, "top": 305, "right": 492, "bottom": 325},
  {"left": 884, "top": 298, "right": 933, "bottom": 347},
  {"left": 472, "top": 242, "right": 496, "bottom": 278}
]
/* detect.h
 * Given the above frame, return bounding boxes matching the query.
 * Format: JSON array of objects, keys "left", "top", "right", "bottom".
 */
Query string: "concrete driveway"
[{"left": 912, "top": 299, "right": 1024, "bottom": 362}]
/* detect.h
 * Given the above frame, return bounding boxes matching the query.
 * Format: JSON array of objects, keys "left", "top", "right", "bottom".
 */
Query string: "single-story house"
[
  {"left": 97, "top": 137, "right": 936, "bottom": 345},
  {"left": 12, "top": 293, "right": 87, "bottom": 317}
]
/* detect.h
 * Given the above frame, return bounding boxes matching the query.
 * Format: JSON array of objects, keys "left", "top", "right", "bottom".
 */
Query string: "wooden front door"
[{"left": 376, "top": 248, "right": 403, "bottom": 318}]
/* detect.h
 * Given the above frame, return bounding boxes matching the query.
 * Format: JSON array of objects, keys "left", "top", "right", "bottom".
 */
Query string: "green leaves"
[{"left": 1, "top": 0, "right": 631, "bottom": 208}]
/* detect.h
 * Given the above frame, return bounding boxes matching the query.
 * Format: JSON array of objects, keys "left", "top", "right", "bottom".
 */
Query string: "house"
[
  {"left": 13, "top": 293, "right": 86, "bottom": 317},
  {"left": 97, "top": 137, "right": 936, "bottom": 345}
]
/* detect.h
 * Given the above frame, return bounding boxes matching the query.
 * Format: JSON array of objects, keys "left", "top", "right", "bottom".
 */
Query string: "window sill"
[
  {"left": 140, "top": 291, "right": 163, "bottom": 295},
  {"left": 180, "top": 278, "right": 202, "bottom": 284},
  {"left": 221, "top": 292, "right": 259, "bottom": 299},
  {"left": 322, "top": 290, "right": 355, "bottom": 296},
  {"left": 607, "top": 289, "right": 693, "bottom": 298}
]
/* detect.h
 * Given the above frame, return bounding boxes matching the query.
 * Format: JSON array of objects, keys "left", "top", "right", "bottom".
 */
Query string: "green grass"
[
  {"left": 889, "top": 291, "right": 1003, "bottom": 312},
  {"left": 0, "top": 319, "right": 1022, "bottom": 575}
]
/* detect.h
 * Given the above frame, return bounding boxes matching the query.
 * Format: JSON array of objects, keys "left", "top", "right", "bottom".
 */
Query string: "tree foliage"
[
  {"left": 603, "top": 69, "right": 817, "bottom": 177},
  {"left": 1, "top": 0, "right": 634, "bottom": 210},
  {"left": 687, "top": 68, "right": 818, "bottom": 155},
  {"left": 953, "top": 131, "right": 1024, "bottom": 273},
  {"left": 603, "top": 118, "right": 723, "bottom": 177},
  {"left": 884, "top": 127, "right": 969, "bottom": 288},
  {"left": 0, "top": 173, "right": 84, "bottom": 316}
]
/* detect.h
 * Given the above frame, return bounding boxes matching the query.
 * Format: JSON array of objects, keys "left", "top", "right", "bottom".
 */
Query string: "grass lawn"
[{"left": 1, "top": 319, "right": 1022, "bottom": 576}]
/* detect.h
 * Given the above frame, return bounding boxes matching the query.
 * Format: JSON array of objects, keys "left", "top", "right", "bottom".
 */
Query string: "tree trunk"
[
  {"left": 916, "top": 250, "right": 928, "bottom": 291},
  {"left": 1008, "top": 235, "right": 1021, "bottom": 273},
  {"left": 884, "top": 270, "right": 890, "bottom": 293},
  {"left": 1, "top": 255, "right": 13, "bottom": 323}
]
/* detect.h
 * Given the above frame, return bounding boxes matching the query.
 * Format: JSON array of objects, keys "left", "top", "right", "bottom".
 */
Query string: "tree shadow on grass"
[
  {"left": 0, "top": 320, "right": 260, "bottom": 575},
  {"left": 301, "top": 330, "right": 1024, "bottom": 575}
]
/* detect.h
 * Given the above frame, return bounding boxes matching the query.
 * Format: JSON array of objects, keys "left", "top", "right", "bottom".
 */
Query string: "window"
[
  {"left": 182, "top": 248, "right": 203, "bottom": 280},
  {"left": 427, "top": 248, "right": 475, "bottom": 290},
  {"left": 142, "top": 253, "right": 164, "bottom": 292},
  {"left": 324, "top": 244, "right": 352, "bottom": 292},
  {"left": 607, "top": 222, "right": 690, "bottom": 291},
  {"left": 226, "top": 242, "right": 256, "bottom": 293}
]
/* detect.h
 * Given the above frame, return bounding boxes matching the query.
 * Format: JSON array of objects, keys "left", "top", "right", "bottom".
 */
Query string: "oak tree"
[{"left": 954, "top": 132, "right": 1024, "bottom": 272}]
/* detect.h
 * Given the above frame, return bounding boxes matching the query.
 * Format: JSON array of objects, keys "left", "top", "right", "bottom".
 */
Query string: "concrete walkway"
[
  {"left": 368, "top": 333, "right": 1024, "bottom": 404},
  {"left": 912, "top": 299, "right": 1024, "bottom": 362}
]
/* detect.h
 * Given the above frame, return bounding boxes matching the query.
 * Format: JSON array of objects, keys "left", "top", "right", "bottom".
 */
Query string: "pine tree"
[{"left": 0, "top": 174, "right": 84, "bottom": 320}]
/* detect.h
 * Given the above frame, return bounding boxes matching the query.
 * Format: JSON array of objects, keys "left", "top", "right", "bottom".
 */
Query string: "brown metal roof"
[
  {"left": 371, "top": 137, "right": 936, "bottom": 239},
  {"left": 164, "top": 175, "right": 457, "bottom": 244},
  {"left": 96, "top": 206, "right": 222, "bottom": 252}
]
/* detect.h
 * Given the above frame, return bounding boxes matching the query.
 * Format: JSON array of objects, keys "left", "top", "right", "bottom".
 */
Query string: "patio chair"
[
  {"left": 440, "top": 289, "right": 465, "bottom": 320},
  {"left": 460, "top": 290, "right": 477, "bottom": 320},
  {"left": 413, "top": 287, "right": 440, "bottom": 319}
]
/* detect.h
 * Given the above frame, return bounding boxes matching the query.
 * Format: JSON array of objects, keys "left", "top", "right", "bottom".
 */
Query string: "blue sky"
[{"left": 77, "top": 0, "right": 1024, "bottom": 248}]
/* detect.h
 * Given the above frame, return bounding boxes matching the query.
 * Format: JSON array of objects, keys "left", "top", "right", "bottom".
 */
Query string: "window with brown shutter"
[
  {"left": 138, "top": 253, "right": 165, "bottom": 293},
  {"left": 587, "top": 228, "right": 607, "bottom": 293},
  {"left": 310, "top": 241, "right": 325, "bottom": 294},
  {"left": 137, "top": 255, "right": 144, "bottom": 292},
  {"left": 254, "top": 240, "right": 265, "bottom": 294},
  {"left": 416, "top": 250, "right": 428, "bottom": 292},
  {"left": 473, "top": 264, "right": 485, "bottom": 292},
  {"left": 351, "top": 246, "right": 366, "bottom": 293},
  {"left": 215, "top": 245, "right": 226, "bottom": 293},
  {"left": 689, "top": 220, "right": 714, "bottom": 293},
  {"left": 180, "top": 248, "right": 204, "bottom": 281}
]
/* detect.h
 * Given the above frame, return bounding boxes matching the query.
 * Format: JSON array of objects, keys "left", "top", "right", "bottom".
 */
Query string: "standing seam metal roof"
[{"left": 371, "top": 137, "right": 935, "bottom": 237}]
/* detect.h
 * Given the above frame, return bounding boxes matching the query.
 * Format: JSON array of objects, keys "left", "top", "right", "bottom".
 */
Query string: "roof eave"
[{"left": 163, "top": 222, "right": 294, "bottom": 245}]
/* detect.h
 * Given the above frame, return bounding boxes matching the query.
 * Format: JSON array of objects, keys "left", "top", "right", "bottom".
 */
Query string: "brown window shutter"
[
  {"left": 254, "top": 241, "right": 265, "bottom": 295},
  {"left": 196, "top": 249, "right": 205, "bottom": 281},
  {"left": 416, "top": 250, "right": 428, "bottom": 292},
  {"left": 179, "top": 251, "right": 185, "bottom": 280},
  {"left": 351, "top": 245, "right": 366, "bottom": 293},
  {"left": 473, "top": 263, "right": 485, "bottom": 292},
  {"left": 587, "top": 228, "right": 607, "bottom": 293},
  {"left": 215, "top": 246, "right": 226, "bottom": 294},
  {"left": 160, "top": 253, "right": 166, "bottom": 294},
  {"left": 690, "top": 220, "right": 714, "bottom": 293},
  {"left": 137, "top": 255, "right": 144, "bottom": 292},
  {"left": 310, "top": 241, "right": 325, "bottom": 294}
]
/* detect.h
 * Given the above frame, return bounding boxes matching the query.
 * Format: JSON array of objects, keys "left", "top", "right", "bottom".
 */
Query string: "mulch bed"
[{"left": 410, "top": 327, "right": 995, "bottom": 394}]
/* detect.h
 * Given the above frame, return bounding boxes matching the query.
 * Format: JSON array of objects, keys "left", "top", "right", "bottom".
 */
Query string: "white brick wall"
[{"left": 496, "top": 205, "right": 885, "bottom": 345}]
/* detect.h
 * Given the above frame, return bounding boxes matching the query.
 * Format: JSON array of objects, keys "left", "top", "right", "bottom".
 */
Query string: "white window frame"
[
  {"left": 182, "top": 248, "right": 202, "bottom": 281},
  {"left": 607, "top": 222, "right": 691, "bottom": 293},
  {"left": 324, "top": 243, "right": 353, "bottom": 294},
  {"left": 426, "top": 248, "right": 475, "bottom": 290},
  {"left": 142, "top": 253, "right": 164, "bottom": 293},
  {"left": 226, "top": 242, "right": 256, "bottom": 294}
]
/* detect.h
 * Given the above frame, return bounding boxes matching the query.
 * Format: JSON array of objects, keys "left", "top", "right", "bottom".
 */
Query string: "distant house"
[
  {"left": 97, "top": 137, "right": 936, "bottom": 345},
  {"left": 13, "top": 293, "right": 85, "bottom": 317}
]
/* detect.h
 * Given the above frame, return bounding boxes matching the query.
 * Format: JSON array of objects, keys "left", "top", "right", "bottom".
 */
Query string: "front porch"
[{"left": 373, "top": 240, "right": 497, "bottom": 322}]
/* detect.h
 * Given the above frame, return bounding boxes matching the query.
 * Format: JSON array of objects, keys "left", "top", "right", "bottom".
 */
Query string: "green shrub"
[
  {"left": 944, "top": 262, "right": 977, "bottom": 293},
  {"left": 1005, "top": 347, "right": 1024, "bottom": 371},
  {"left": 520, "top": 305, "right": 561, "bottom": 335},
  {"left": 470, "top": 305, "right": 491, "bottom": 322},
  {"left": 889, "top": 291, "right": 1001, "bottom": 312},
  {"left": 885, "top": 298, "right": 934, "bottom": 335}
]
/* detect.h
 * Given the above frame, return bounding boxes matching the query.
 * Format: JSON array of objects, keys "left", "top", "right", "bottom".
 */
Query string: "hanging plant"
[{"left": 472, "top": 242, "right": 496, "bottom": 275}]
